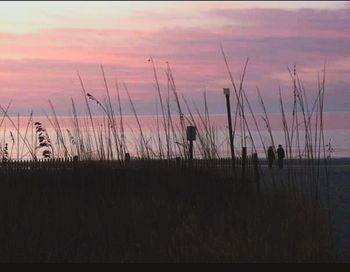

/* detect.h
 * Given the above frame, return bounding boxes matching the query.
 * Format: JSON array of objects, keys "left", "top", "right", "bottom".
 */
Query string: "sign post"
[
  {"left": 186, "top": 126, "right": 196, "bottom": 162},
  {"left": 223, "top": 88, "right": 235, "bottom": 168}
]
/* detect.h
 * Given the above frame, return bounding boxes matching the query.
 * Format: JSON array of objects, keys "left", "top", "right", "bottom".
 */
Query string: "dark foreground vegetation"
[
  {"left": 0, "top": 50, "right": 335, "bottom": 262},
  {"left": 0, "top": 160, "right": 332, "bottom": 262}
]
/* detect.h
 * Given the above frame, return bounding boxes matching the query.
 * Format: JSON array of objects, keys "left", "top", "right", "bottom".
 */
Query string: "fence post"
[{"left": 186, "top": 126, "right": 196, "bottom": 167}]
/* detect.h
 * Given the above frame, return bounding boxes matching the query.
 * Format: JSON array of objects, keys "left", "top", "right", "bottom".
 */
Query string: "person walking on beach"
[
  {"left": 267, "top": 146, "right": 275, "bottom": 169},
  {"left": 277, "top": 144, "right": 285, "bottom": 169}
]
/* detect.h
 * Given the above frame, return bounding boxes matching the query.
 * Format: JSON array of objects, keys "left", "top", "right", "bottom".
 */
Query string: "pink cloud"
[
  {"left": 0, "top": 6, "right": 350, "bottom": 115},
  {"left": 207, "top": 7, "right": 350, "bottom": 39}
]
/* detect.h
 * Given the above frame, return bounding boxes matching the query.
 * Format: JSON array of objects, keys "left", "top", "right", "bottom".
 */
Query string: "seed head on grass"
[
  {"left": 2, "top": 143, "right": 8, "bottom": 163},
  {"left": 34, "top": 122, "right": 52, "bottom": 159}
]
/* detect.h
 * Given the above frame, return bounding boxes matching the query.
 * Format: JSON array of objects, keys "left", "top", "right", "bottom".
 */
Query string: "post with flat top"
[{"left": 224, "top": 88, "right": 235, "bottom": 169}]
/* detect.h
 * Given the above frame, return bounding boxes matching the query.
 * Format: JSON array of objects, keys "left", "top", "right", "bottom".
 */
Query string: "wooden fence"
[
  {"left": 0, "top": 156, "right": 259, "bottom": 169},
  {"left": 0, "top": 154, "right": 260, "bottom": 186}
]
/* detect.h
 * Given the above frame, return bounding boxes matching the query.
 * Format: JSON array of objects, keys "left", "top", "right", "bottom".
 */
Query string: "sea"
[{"left": 0, "top": 111, "right": 349, "bottom": 160}]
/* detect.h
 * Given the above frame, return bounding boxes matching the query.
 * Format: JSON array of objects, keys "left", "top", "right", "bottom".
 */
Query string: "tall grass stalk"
[
  {"left": 0, "top": 104, "right": 36, "bottom": 160},
  {"left": 241, "top": 87, "right": 267, "bottom": 157},
  {"left": 71, "top": 98, "right": 84, "bottom": 159},
  {"left": 256, "top": 87, "right": 275, "bottom": 154},
  {"left": 20, "top": 111, "right": 33, "bottom": 159},
  {"left": 155, "top": 100, "right": 163, "bottom": 158},
  {"left": 115, "top": 79, "right": 127, "bottom": 159},
  {"left": 0, "top": 100, "right": 12, "bottom": 133},
  {"left": 48, "top": 100, "right": 70, "bottom": 158},
  {"left": 77, "top": 72, "right": 100, "bottom": 159},
  {"left": 278, "top": 86, "right": 291, "bottom": 160},
  {"left": 149, "top": 57, "right": 169, "bottom": 158},
  {"left": 123, "top": 82, "right": 150, "bottom": 158},
  {"left": 100, "top": 65, "right": 122, "bottom": 160},
  {"left": 165, "top": 62, "right": 187, "bottom": 157},
  {"left": 220, "top": 48, "right": 253, "bottom": 155}
]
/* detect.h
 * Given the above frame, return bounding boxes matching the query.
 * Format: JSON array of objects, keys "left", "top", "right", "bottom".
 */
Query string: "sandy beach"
[{"left": 259, "top": 158, "right": 350, "bottom": 262}]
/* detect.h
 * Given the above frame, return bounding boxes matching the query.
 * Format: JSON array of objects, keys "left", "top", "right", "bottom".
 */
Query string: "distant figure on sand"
[
  {"left": 277, "top": 144, "right": 285, "bottom": 169},
  {"left": 267, "top": 146, "right": 275, "bottom": 169}
]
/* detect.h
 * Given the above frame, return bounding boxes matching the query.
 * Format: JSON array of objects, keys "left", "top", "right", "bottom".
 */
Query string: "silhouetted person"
[
  {"left": 267, "top": 146, "right": 275, "bottom": 168},
  {"left": 277, "top": 144, "right": 285, "bottom": 169}
]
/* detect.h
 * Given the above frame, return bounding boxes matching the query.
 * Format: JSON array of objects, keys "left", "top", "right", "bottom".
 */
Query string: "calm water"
[{"left": 0, "top": 112, "right": 349, "bottom": 159}]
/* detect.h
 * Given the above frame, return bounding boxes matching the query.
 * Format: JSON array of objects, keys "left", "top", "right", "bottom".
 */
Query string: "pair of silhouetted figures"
[{"left": 267, "top": 145, "right": 285, "bottom": 169}]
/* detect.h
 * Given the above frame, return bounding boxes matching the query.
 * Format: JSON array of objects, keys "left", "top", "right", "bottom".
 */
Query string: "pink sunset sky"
[{"left": 0, "top": 1, "right": 349, "bottom": 116}]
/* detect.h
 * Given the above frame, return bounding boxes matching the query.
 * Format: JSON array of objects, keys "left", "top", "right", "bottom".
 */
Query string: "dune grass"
[
  {"left": 0, "top": 160, "right": 332, "bottom": 262},
  {"left": 0, "top": 53, "right": 335, "bottom": 262}
]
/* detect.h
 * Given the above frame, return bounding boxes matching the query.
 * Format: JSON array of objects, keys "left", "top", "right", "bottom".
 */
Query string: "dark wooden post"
[
  {"left": 189, "top": 141, "right": 193, "bottom": 160},
  {"left": 223, "top": 88, "right": 235, "bottom": 169},
  {"left": 186, "top": 126, "right": 196, "bottom": 165}
]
